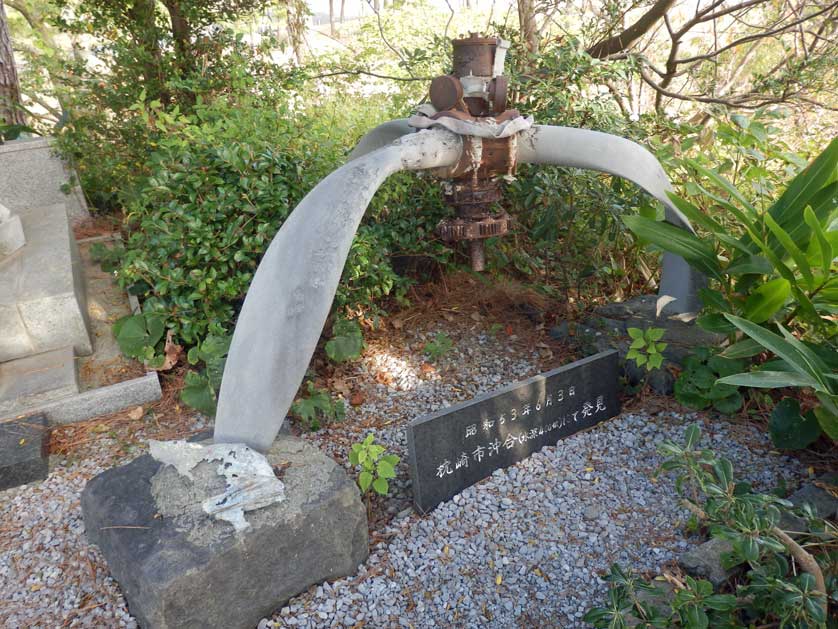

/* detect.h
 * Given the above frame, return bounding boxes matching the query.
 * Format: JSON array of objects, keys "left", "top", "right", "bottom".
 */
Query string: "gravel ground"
[{"left": 0, "top": 322, "right": 805, "bottom": 628}]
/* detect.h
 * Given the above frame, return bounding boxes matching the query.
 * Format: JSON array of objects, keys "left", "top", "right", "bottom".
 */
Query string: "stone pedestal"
[
  {"left": 0, "top": 137, "right": 89, "bottom": 219},
  {"left": 0, "top": 211, "right": 25, "bottom": 259},
  {"left": 0, "top": 202, "right": 93, "bottom": 362},
  {"left": 81, "top": 435, "right": 368, "bottom": 629}
]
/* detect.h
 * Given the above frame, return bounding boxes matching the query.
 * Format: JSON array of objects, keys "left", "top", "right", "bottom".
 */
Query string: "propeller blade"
[
  {"left": 214, "top": 129, "right": 462, "bottom": 451},
  {"left": 347, "top": 119, "right": 414, "bottom": 162},
  {"left": 517, "top": 125, "right": 705, "bottom": 314}
]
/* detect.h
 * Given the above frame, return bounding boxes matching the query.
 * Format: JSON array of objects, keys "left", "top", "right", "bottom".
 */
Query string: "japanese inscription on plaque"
[{"left": 406, "top": 350, "right": 620, "bottom": 513}]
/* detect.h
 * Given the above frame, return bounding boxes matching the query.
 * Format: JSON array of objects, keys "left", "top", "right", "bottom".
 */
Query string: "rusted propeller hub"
[{"left": 430, "top": 34, "right": 517, "bottom": 271}]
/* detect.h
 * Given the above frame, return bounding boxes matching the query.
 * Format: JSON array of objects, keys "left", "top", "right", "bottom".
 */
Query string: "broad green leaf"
[
  {"left": 377, "top": 460, "right": 396, "bottom": 479},
  {"left": 730, "top": 114, "right": 750, "bottom": 130},
  {"left": 180, "top": 371, "right": 217, "bottom": 416},
  {"left": 763, "top": 214, "right": 813, "bottom": 290},
  {"left": 325, "top": 318, "right": 364, "bottom": 363},
  {"left": 358, "top": 471, "right": 373, "bottom": 492},
  {"left": 372, "top": 477, "right": 389, "bottom": 495},
  {"left": 723, "top": 315, "right": 826, "bottom": 387},
  {"left": 775, "top": 324, "right": 830, "bottom": 386},
  {"left": 726, "top": 255, "right": 773, "bottom": 276},
  {"left": 688, "top": 160, "right": 758, "bottom": 215},
  {"left": 697, "top": 313, "right": 736, "bottom": 334},
  {"left": 698, "top": 288, "right": 729, "bottom": 311},
  {"left": 623, "top": 215, "right": 722, "bottom": 280},
  {"left": 665, "top": 192, "right": 725, "bottom": 234},
  {"left": 684, "top": 424, "right": 701, "bottom": 448},
  {"left": 682, "top": 605, "right": 709, "bottom": 629},
  {"left": 647, "top": 328, "right": 665, "bottom": 341},
  {"left": 716, "top": 232, "right": 755, "bottom": 256},
  {"left": 720, "top": 338, "right": 764, "bottom": 359},
  {"left": 814, "top": 406, "right": 838, "bottom": 440},
  {"left": 713, "top": 393, "right": 743, "bottom": 415},
  {"left": 704, "top": 594, "right": 737, "bottom": 612},
  {"left": 717, "top": 370, "right": 818, "bottom": 389},
  {"left": 114, "top": 314, "right": 165, "bottom": 359},
  {"left": 769, "top": 398, "right": 821, "bottom": 449},
  {"left": 707, "top": 355, "right": 746, "bottom": 377},
  {"left": 742, "top": 278, "right": 791, "bottom": 323},
  {"left": 804, "top": 206, "right": 834, "bottom": 277},
  {"left": 767, "top": 137, "right": 838, "bottom": 241}
]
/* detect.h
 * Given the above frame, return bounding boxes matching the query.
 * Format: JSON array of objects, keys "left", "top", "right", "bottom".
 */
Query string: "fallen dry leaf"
[
  {"left": 157, "top": 330, "right": 182, "bottom": 371},
  {"left": 127, "top": 406, "right": 144, "bottom": 421},
  {"left": 350, "top": 390, "right": 366, "bottom": 406},
  {"left": 420, "top": 363, "right": 435, "bottom": 375},
  {"left": 374, "top": 371, "right": 394, "bottom": 386},
  {"left": 331, "top": 378, "right": 351, "bottom": 398}
]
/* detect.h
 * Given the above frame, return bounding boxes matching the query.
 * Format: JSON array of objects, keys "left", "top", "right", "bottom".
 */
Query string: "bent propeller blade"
[
  {"left": 213, "top": 128, "right": 462, "bottom": 451},
  {"left": 516, "top": 125, "right": 705, "bottom": 314},
  {"left": 347, "top": 119, "right": 414, "bottom": 162}
]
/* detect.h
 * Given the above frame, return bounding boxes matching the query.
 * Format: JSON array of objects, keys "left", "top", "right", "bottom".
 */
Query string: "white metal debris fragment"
[{"left": 149, "top": 439, "right": 286, "bottom": 532}]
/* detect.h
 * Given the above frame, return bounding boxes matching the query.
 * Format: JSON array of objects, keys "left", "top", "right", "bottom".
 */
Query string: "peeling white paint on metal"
[{"left": 149, "top": 439, "right": 286, "bottom": 533}]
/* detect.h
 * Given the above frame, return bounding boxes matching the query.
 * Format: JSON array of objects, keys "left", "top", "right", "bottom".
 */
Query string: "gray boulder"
[
  {"left": 82, "top": 434, "right": 368, "bottom": 629},
  {"left": 679, "top": 537, "right": 736, "bottom": 587}
]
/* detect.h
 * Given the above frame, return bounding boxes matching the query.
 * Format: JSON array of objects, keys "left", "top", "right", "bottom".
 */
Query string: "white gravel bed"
[
  {"left": 0, "top": 324, "right": 804, "bottom": 628},
  {"left": 267, "top": 411, "right": 802, "bottom": 629}
]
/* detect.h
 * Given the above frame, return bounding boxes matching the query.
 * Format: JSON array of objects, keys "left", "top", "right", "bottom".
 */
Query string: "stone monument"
[{"left": 82, "top": 35, "right": 705, "bottom": 627}]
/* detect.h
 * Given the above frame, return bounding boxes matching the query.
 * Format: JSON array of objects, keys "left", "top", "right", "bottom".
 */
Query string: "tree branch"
[{"left": 587, "top": 0, "right": 677, "bottom": 58}]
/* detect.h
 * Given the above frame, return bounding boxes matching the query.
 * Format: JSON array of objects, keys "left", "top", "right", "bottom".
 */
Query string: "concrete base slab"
[
  {"left": 1, "top": 372, "right": 162, "bottom": 425},
  {"left": 0, "top": 346, "right": 79, "bottom": 415},
  {"left": 81, "top": 434, "right": 368, "bottom": 629},
  {"left": 0, "top": 137, "right": 89, "bottom": 220},
  {"left": 0, "top": 414, "right": 49, "bottom": 491},
  {"left": 0, "top": 202, "right": 93, "bottom": 362}
]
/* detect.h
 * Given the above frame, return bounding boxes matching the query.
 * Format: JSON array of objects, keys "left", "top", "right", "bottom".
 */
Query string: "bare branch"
[
  {"left": 675, "top": 2, "right": 838, "bottom": 65},
  {"left": 587, "top": 0, "right": 677, "bottom": 58},
  {"left": 306, "top": 68, "right": 432, "bottom": 82}
]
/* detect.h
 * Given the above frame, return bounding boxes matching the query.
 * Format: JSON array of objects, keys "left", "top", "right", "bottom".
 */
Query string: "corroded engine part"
[{"left": 429, "top": 33, "right": 517, "bottom": 270}]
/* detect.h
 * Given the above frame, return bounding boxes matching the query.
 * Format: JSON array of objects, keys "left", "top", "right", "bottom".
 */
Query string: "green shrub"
[
  {"left": 291, "top": 381, "right": 345, "bottom": 431},
  {"left": 585, "top": 425, "right": 835, "bottom": 628},
  {"left": 674, "top": 348, "right": 744, "bottom": 415},
  {"left": 624, "top": 136, "right": 837, "bottom": 446}
]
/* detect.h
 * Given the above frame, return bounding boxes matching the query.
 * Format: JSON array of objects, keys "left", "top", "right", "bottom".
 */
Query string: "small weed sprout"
[
  {"left": 349, "top": 434, "right": 399, "bottom": 497},
  {"left": 423, "top": 332, "right": 453, "bottom": 362},
  {"left": 626, "top": 326, "right": 667, "bottom": 371}
]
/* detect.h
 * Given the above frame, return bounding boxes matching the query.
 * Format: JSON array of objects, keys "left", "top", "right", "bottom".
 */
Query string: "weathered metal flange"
[
  {"left": 430, "top": 75, "right": 464, "bottom": 112},
  {"left": 452, "top": 33, "right": 498, "bottom": 77}
]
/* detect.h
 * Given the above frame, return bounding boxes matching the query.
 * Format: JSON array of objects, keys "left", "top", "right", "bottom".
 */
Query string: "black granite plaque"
[{"left": 406, "top": 350, "right": 620, "bottom": 513}]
